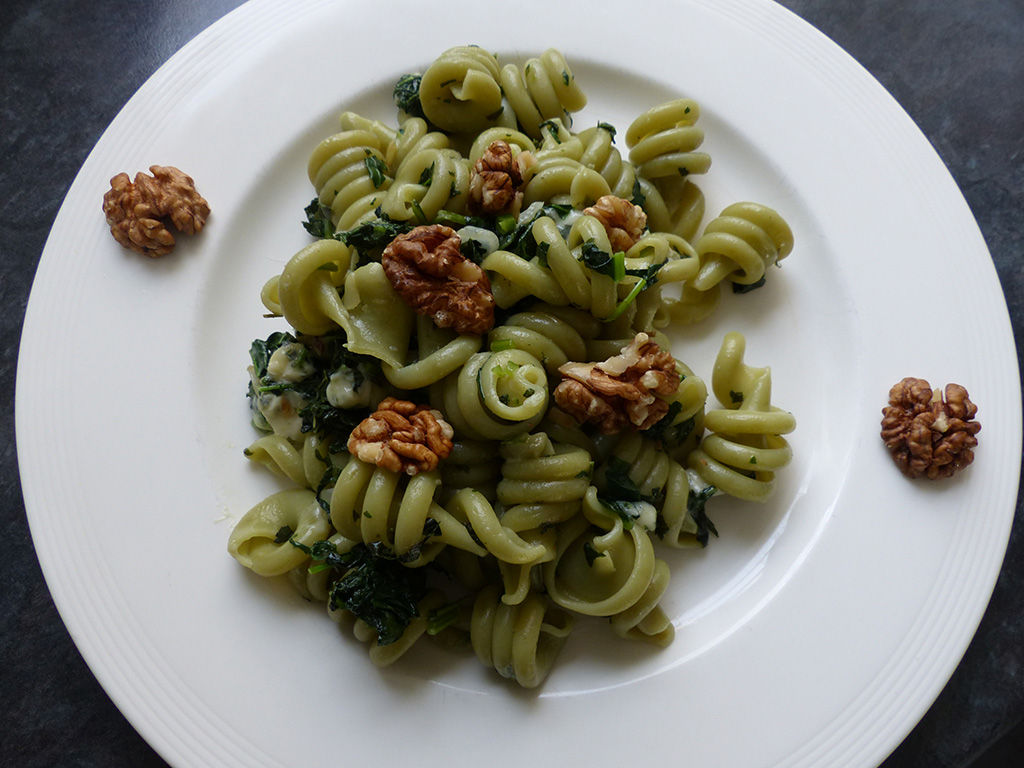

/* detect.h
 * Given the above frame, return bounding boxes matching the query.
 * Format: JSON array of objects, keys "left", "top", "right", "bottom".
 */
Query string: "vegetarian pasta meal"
[{"left": 227, "top": 46, "right": 796, "bottom": 688}]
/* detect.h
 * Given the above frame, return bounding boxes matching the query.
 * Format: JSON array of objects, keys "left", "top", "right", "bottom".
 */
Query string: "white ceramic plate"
[{"left": 17, "top": 1, "right": 1021, "bottom": 766}]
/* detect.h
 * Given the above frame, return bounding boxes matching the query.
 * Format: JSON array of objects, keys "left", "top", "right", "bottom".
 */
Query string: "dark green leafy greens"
[
  {"left": 291, "top": 539, "right": 427, "bottom": 645},
  {"left": 686, "top": 485, "right": 719, "bottom": 547},
  {"left": 393, "top": 73, "right": 425, "bottom": 119},
  {"left": 302, "top": 198, "right": 335, "bottom": 239},
  {"left": 641, "top": 400, "right": 697, "bottom": 452}
]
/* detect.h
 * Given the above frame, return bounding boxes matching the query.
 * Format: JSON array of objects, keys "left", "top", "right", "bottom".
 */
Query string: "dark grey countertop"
[{"left": 2, "top": 1, "right": 1021, "bottom": 765}]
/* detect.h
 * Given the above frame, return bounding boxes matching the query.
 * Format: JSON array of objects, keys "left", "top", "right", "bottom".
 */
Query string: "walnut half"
[
  {"left": 554, "top": 332, "right": 680, "bottom": 433},
  {"left": 102, "top": 165, "right": 210, "bottom": 257},
  {"left": 348, "top": 397, "right": 454, "bottom": 475},
  {"left": 381, "top": 224, "right": 495, "bottom": 335},
  {"left": 582, "top": 194, "right": 648, "bottom": 253},
  {"left": 467, "top": 140, "right": 534, "bottom": 217},
  {"left": 880, "top": 377, "right": 981, "bottom": 479}
]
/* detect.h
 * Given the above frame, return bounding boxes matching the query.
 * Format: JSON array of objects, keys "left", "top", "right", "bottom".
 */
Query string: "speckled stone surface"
[{"left": 1, "top": 1, "right": 1021, "bottom": 766}]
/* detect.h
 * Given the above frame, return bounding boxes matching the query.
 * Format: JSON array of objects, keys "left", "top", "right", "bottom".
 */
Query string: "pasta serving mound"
[{"left": 228, "top": 46, "right": 796, "bottom": 688}]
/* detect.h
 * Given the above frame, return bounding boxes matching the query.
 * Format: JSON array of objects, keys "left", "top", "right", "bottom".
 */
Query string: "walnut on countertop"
[
  {"left": 582, "top": 194, "right": 648, "bottom": 253},
  {"left": 554, "top": 332, "right": 680, "bottom": 433},
  {"left": 467, "top": 140, "right": 535, "bottom": 217},
  {"left": 347, "top": 397, "right": 454, "bottom": 476},
  {"left": 381, "top": 224, "right": 495, "bottom": 335},
  {"left": 102, "top": 165, "right": 210, "bottom": 257},
  {"left": 880, "top": 377, "right": 981, "bottom": 479}
]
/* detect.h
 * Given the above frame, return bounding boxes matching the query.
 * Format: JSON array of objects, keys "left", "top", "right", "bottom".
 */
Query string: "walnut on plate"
[
  {"left": 347, "top": 397, "right": 454, "bottom": 476},
  {"left": 381, "top": 224, "right": 495, "bottom": 335},
  {"left": 880, "top": 377, "right": 981, "bottom": 479},
  {"left": 102, "top": 165, "right": 210, "bottom": 257},
  {"left": 554, "top": 332, "right": 680, "bottom": 433},
  {"left": 467, "top": 140, "right": 534, "bottom": 217},
  {"left": 582, "top": 194, "right": 648, "bottom": 253}
]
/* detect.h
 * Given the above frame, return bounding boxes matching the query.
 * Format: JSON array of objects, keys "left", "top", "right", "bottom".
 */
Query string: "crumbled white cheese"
[
  {"left": 267, "top": 342, "right": 314, "bottom": 383},
  {"left": 326, "top": 365, "right": 373, "bottom": 409}
]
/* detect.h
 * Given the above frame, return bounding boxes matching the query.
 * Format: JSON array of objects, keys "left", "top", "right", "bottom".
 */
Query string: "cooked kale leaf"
[
  {"left": 393, "top": 73, "right": 425, "bottom": 119},
  {"left": 687, "top": 485, "right": 719, "bottom": 547},
  {"left": 292, "top": 539, "right": 427, "bottom": 645},
  {"left": 303, "top": 198, "right": 336, "bottom": 239}
]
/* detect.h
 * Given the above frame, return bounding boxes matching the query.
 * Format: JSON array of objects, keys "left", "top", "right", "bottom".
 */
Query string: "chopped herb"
[
  {"left": 583, "top": 541, "right": 605, "bottom": 566},
  {"left": 538, "top": 119, "right": 562, "bottom": 142},
  {"left": 642, "top": 402, "right": 696, "bottom": 451},
  {"left": 393, "top": 73, "right": 425, "bottom": 118},
  {"left": 730, "top": 390, "right": 744, "bottom": 405},
  {"left": 561, "top": 70, "right": 570, "bottom": 86},
  {"left": 460, "top": 237, "right": 488, "bottom": 264},
  {"left": 678, "top": 167, "right": 690, "bottom": 177},
  {"left": 302, "top": 198, "right": 335, "bottom": 239},
  {"left": 687, "top": 485, "right": 719, "bottom": 547},
  {"left": 273, "top": 525, "right": 294, "bottom": 544},
  {"left": 580, "top": 242, "right": 626, "bottom": 281},
  {"left": 335, "top": 213, "right": 412, "bottom": 258},
  {"left": 602, "top": 456, "right": 644, "bottom": 502},
  {"left": 597, "top": 121, "right": 617, "bottom": 139},
  {"left": 630, "top": 178, "right": 646, "bottom": 208},
  {"left": 364, "top": 152, "right": 389, "bottom": 188},
  {"left": 598, "top": 498, "right": 650, "bottom": 530},
  {"left": 418, "top": 163, "right": 435, "bottom": 187}
]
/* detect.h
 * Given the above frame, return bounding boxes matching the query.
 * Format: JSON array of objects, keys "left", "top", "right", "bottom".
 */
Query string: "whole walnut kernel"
[
  {"left": 880, "top": 377, "right": 981, "bottom": 479},
  {"left": 381, "top": 224, "right": 496, "bottom": 335},
  {"left": 348, "top": 397, "right": 454, "bottom": 476},
  {"left": 102, "top": 165, "right": 210, "bottom": 257},
  {"left": 554, "top": 332, "right": 680, "bottom": 433},
  {"left": 468, "top": 140, "right": 534, "bottom": 216},
  {"left": 582, "top": 194, "right": 648, "bottom": 253}
]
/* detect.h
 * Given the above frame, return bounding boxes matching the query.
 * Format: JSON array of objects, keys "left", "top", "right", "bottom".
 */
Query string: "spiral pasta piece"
[
  {"left": 307, "top": 128, "right": 391, "bottom": 229},
  {"left": 532, "top": 214, "right": 619, "bottom": 318},
  {"left": 470, "top": 583, "right": 574, "bottom": 688},
  {"left": 272, "top": 240, "right": 418, "bottom": 369},
  {"left": 626, "top": 98, "right": 711, "bottom": 180},
  {"left": 687, "top": 332, "right": 796, "bottom": 501},
  {"left": 486, "top": 304, "right": 593, "bottom": 374},
  {"left": 691, "top": 202, "right": 795, "bottom": 291},
  {"left": 337, "top": 111, "right": 397, "bottom": 148},
  {"left": 543, "top": 488, "right": 673, "bottom": 645},
  {"left": 576, "top": 123, "right": 639, "bottom": 199},
  {"left": 498, "top": 432, "right": 591, "bottom": 532},
  {"left": 327, "top": 459, "right": 446, "bottom": 565},
  {"left": 243, "top": 433, "right": 335, "bottom": 492},
  {"left": 228, "top": 489, "right": 332, "bottom": 576},
  {"left": 380, "top": 147, "right": 472, "bottom": 222},
  {"left": 467, "top": 126, "right": 537, "bottom": 166},
  {"left": 419, "top": 46, "right": 505, "bottom": 133},
  {"left": 499, "top": 48, "right": 587, "bottom": 138},
  {"left": 431, "top": 348, "right": 549, "bottom": 441},
  {"left": 440, "top": 438, "right": 502, "bottom": 503},
  {"left": 384, "top": 116, "right": 449, "bottom": 173}
]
